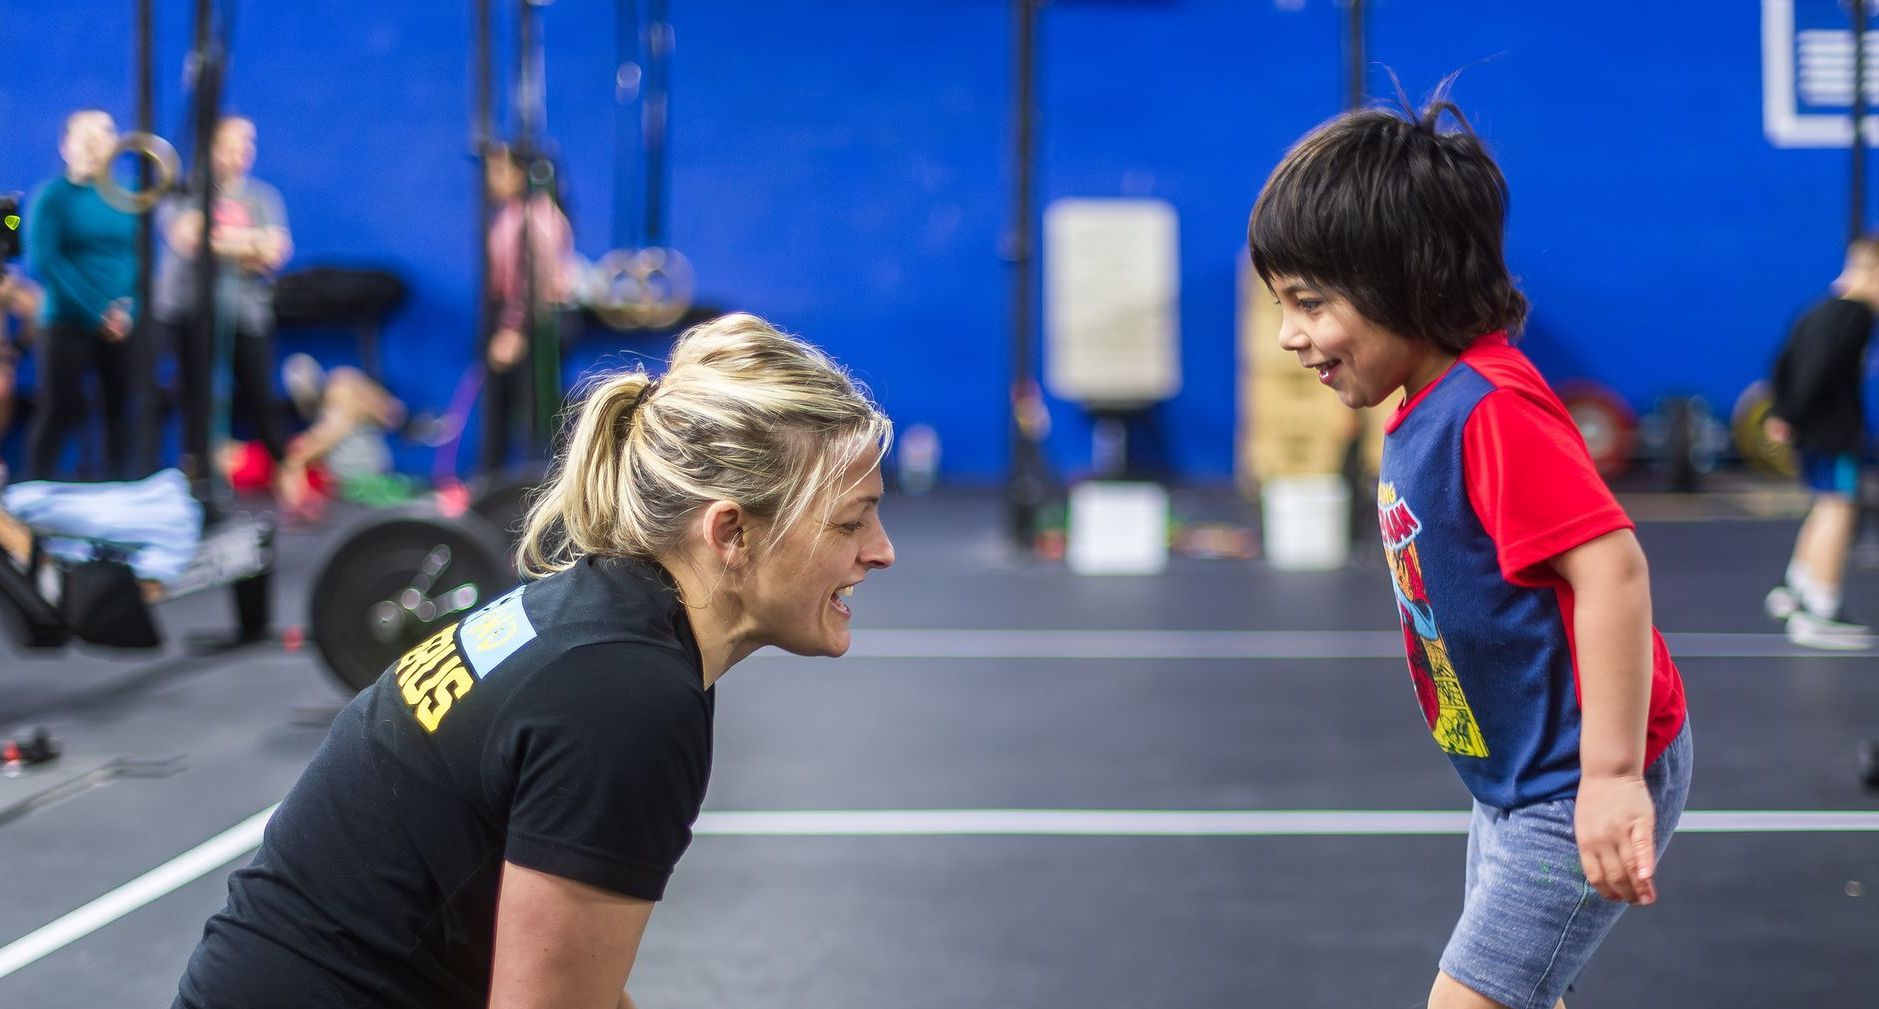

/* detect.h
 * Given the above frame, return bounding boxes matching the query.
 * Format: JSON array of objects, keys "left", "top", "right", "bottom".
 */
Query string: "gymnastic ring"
[
  {"left": 94, "top": 132, "right": 181, "bottom": 215},
  {"left": 589, "top": 246, "right": 695, "bottom": 331}
]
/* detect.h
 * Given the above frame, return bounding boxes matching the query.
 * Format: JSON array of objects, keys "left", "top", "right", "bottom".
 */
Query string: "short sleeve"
[
  {"left": 260, "top": 183, "right": 289, "bottom": 234},
  {"left": 1462, "top": 388, "right": 1633, "bottom": 584},
  {"left": 491, "top": 643, "right": 711, "bottom": 901}
]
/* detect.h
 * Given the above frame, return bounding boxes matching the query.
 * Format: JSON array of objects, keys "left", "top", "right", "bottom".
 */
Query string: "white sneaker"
[
  {"left": 1786, "top": 609, "right": 1875, "bottom": 650},
  {"left": 281, "top": 353, "right": 328, "bottom": 423},
  {"left": 1764, "top": 583, "right": 1799, "bottom": 620}
]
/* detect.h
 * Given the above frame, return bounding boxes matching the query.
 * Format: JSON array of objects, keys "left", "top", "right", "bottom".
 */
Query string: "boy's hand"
[{"left": 1575, "top": 773, "right": 1657, "bottom": 905}]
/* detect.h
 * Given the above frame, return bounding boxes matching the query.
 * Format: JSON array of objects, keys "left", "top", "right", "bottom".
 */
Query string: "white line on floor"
[
  {"left": 4, "top": 805, "right": 1875, "bottom": 982},
  {"left": 0, "top": 804, "right": 278, "bottom": 982},
  {"left": 693, "top": 809, "right": 1879, "bottom": 836},
  {"left": 765, "top": 629, "right": 1879, "bottom": 660}
]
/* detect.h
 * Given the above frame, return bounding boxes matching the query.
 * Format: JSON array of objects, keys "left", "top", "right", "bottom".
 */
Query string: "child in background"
[{"left": 1763, "top": 237, "right": 1879, "bottom": 650}]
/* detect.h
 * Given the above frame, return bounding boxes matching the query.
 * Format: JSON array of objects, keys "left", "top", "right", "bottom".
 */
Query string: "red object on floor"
[{"left": 227, "top": 441, "right": 275, "bottom": 494}]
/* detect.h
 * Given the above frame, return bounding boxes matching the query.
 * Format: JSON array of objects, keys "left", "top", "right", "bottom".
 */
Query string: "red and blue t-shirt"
[{"left": 1379, "top": 333, "right": 1687, "bottom": 808}]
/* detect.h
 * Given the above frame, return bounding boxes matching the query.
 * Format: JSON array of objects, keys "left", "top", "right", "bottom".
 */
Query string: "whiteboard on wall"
[{"left": 1043, "top": 198, "right": 1181, "bottom": 407}]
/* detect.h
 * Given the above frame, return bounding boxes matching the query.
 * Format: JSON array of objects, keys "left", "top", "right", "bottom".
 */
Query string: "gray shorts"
[{"left": 1439, "top": 720, "right": 1693, "bottom": 1009}]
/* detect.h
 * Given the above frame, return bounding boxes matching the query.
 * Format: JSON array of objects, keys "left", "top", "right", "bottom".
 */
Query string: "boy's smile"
[{"left": 1271, "top": 278, "right": 1457, "bottom": 410}]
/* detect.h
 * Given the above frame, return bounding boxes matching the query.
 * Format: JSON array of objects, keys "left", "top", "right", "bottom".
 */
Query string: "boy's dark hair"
[{"left": 1248, "top": 77, "right": 1527, "bottom": 354}]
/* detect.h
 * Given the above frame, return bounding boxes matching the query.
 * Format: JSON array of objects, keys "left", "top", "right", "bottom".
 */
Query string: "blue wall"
[{"left": 0, "top": 1, "right": 1860, "bottom": 481}]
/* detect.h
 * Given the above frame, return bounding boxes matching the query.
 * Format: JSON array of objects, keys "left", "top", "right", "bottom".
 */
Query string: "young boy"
[
  {"left": 1763, "top": 237, "right": 1879, "bottom": 649},
  {"left": 1248, "top": 93, "right": 1692, "bottom": 1009}
]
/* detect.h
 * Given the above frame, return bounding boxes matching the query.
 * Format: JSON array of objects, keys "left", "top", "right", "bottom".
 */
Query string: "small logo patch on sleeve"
[{"left": 458, "top": 586, "right": 537, "bottom": 680}]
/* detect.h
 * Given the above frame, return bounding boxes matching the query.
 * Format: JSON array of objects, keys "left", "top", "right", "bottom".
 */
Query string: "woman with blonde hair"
[{"left": 173, "top": 313, "right": 894, "bottom": 1009}]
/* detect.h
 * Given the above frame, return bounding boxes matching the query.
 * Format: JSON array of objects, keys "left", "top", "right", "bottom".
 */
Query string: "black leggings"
[
  {"left": 25, "top": 322, "right": 138, "bottom": 481},
  {"left": 168, "top": 319, "right": 287, "bottom": 477},
  {"left": 480, "top": 360, "right": 533, "bottom": 477}
]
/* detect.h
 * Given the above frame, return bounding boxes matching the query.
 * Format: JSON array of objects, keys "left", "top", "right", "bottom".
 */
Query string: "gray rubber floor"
[{"left": 1, "top": 487, "right": 1875, "bottom": 1007}]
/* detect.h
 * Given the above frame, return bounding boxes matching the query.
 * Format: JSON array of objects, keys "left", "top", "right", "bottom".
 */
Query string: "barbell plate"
[
  {"left": 1730, "top": 380, "right": 1798, "bottom": 478},
  {"left": 308, "top": 507, "right": 514, "bottom": 694},
  {"left": 1558, "top": 381, "right": 1638, "bottom": 479},
  {"left": 468, "top": 465, "right": 547, "bottom": 549}
]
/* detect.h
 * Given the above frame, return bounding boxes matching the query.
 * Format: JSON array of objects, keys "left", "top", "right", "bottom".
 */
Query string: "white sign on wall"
[
  {"left": 1043, "top": 198, "right": 1181, "bottom": 407},
  {"left": 1765, "top": 0, "right": 1879, "bottom": 146}
]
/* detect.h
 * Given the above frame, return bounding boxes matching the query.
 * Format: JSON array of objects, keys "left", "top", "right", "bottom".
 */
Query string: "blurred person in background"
[
  {"left": 1763, "top": 236, "right": 1879, "bottom": 650},
  {"left": 0, "top": 272, "right": 42, "bottom": 471},
  {"left": 154, "top": 115, "right": 293, "bottom": 495},
  {"left": 481, "top": 143, "right": 576, "bottom": 476},
  {"left": 23, "top": 109, "right": 138, "bottom": 481}
]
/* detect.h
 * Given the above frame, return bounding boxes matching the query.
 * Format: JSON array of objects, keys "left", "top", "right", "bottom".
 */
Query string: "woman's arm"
[
  {"left": 489, "top": 861, "right": 653, "bottom": 1009},
  {"left": 1550, "top": 527, "right": 1657, "bottom": 905}
]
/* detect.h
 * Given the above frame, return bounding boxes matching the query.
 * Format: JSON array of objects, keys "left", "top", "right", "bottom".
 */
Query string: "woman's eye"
[
  {"left": 838, "top": 521, "right": 864, "bottom": 534},
  {"left": 1299, "top": 299, "right": 1323, "bottom": 312}
]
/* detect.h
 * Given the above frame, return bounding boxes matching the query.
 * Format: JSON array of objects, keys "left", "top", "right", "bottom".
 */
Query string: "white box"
[{"left": 1067, "top": 480, "right": 1170, "bottom": 576}]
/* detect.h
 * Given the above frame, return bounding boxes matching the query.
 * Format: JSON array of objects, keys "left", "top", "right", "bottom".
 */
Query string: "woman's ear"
[{"left": 699, "top": 500, "right": 749, "bottom": 568}]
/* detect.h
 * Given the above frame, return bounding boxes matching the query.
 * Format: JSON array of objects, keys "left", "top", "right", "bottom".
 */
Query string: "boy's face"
[{"left": 1270, "top": 277, "right": 1453, "bottom": 410}]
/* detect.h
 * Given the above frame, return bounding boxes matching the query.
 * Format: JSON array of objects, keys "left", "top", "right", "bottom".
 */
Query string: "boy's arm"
[{"left": 1549, "top": 528, "right": 1657, "bottom": 906}]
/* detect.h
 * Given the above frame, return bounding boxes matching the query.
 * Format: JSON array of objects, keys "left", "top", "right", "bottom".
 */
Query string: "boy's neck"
[
  {"left": 1839, "top": 286, "right": 1879, "bottom": 310},
  {"left": 1402, "top": 347, "right": 1460, "bottom": 402}
]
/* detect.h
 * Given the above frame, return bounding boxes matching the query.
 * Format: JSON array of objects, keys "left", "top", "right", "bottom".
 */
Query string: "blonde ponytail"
[{"left": 516, "top": 313, "right": 890, "bottom": 579}]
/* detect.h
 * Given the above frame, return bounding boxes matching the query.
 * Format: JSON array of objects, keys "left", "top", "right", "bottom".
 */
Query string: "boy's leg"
[
  {"left": 1796, "top": 493, "right": 1858, "bottom": 606},
  {"left": 1437, "top": 725, "right": 1691, "bottom": 1009},
  {"left": 1428, "top": 971, "right": 1565, "bottom": 1008}
]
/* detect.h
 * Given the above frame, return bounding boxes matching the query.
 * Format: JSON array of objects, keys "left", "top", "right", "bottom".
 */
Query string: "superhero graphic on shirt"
[{"left": 1378, "top": 481, "right": 1490, "bottom": 759}]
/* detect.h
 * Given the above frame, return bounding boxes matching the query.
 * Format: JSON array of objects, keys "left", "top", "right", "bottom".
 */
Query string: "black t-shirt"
[
  {"left": 1771, "top": 295, "right": 1874, "bottom": 455},
  {"left": 174, "top": 557, "right": 715, "bottom": 1009}
]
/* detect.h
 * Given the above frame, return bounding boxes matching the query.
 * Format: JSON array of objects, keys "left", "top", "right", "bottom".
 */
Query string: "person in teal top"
[{"left": 24, "top": 109, "right": 139, "bottom": 480}]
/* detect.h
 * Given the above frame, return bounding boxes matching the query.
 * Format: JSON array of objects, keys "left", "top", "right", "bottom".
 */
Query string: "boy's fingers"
[
  {"left": 1605, "top": 849, "right": 1638, "bottom": 903},
  {"left": 1631, "top": 821, "right": 1656, "bottom": 880},
  {"left": 1582, "top": 847, "right": 1617, "bottom": 902},
  {"left": 1630, "top": 821, "right": 1658, "bottom": 904}
]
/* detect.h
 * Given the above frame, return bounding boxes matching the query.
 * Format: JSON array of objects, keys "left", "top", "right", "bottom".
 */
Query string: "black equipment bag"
[
  {"left": 273, "top": 266, "right": 408, "bottom": 327},
  {"left": 61, "top": 559, "right": 162, "bottom": 649}
]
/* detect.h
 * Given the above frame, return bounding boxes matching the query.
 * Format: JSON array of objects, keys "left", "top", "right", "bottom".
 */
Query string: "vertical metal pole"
[
  {"left": 613, "top": 0, "right": 640, "bottom": 249},
  {"left": 518, "top": 0, "right": 559, "bottom": 450},
  {"left": 643, "top": 0, "right": 670, "bottom": 248},
  {"left": 1341, "top": 0, "right": 1370, "bottom": 555},
  {"left": 1346, "top": 0, "right": 1365, "bottom": 111},
  {"left": 515, "top": 0, "right": 538, "bottom": 450},
  {"left": 475, "top": 0, "right": 493, "bottom": 357},
  {"left": 1006, "top": 0, "right": 1049, "bottom": 551},
  {"left": 188, "top": 0, "right": 227, "bottom": 510},
  {"left": 135, "top": 0, "right": 159, "bottom": 474},
  {"left": 1854, "top": 0, "right": 1868, "bottom": 241}
]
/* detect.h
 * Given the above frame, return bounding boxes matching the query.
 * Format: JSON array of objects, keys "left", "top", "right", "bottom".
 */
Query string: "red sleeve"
[{"left": 1462, "top": 388, "right": 1634, "bottom": 584}]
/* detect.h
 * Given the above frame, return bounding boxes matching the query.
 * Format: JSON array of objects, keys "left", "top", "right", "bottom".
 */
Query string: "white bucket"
[
  {"left": 1067, "top": 481, "right": 1169, "bottom": 575},
  {"left": 1261, "top": 474, "right": 1351, "bottom": 570}
]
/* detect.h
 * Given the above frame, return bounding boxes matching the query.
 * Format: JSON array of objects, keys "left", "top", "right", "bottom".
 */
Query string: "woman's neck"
[{"left": 660, "top": 553, "right": 754, "bottom": 690}]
